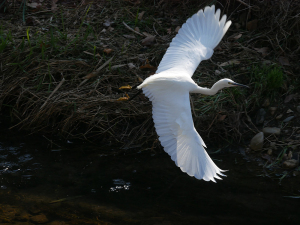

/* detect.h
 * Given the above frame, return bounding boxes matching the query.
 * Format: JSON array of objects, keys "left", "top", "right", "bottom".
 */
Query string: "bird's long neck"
[{"left": 190, "top": 81, "right": 223, "bottom": 96}]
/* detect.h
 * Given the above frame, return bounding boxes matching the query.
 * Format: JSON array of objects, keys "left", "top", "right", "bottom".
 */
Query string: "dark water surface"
[{"left": 0, "top": 129, "right": 299, "bottom": 225}]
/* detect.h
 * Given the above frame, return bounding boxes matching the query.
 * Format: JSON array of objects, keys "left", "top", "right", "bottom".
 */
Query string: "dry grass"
[{"left": 0, "top": 0, "right": 299, "bottom": 147}]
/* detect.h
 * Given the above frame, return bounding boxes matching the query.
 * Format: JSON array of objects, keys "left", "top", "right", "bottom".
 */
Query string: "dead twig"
[
  {"left": 40, "top": 78, "right": 65, "bottom": 109},
  {"left": 122, "top": 21, "right": 146, "bottom": 37}
]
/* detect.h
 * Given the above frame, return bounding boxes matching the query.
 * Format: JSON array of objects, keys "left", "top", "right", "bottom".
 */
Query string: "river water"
[{"left": 0, "top": 128, "right": 299, "bottom": 224}]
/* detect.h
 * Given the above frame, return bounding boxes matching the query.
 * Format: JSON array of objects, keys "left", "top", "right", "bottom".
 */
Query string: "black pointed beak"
[{"left": 232, "top": 82, "right": 249, "bottom": 88}]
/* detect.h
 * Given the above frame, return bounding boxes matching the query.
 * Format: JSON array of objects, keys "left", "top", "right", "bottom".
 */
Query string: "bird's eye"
[{"left": 228, "top": 82, "right": 231, "bottom": 84}]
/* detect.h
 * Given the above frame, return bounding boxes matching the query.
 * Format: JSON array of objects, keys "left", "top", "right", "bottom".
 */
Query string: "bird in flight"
[{"left": 125, "top": 5, "right": 248, "bottom": 182}]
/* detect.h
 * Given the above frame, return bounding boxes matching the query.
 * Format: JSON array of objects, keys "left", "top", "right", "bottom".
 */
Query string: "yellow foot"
[
  {"left": 117, "top": 93, "right": 130, "bottom": 101},
  {"left": 119, "top": 85, "right": 132, "bottom": 90}
]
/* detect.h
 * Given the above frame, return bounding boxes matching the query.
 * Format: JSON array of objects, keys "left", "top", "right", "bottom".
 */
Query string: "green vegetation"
[{"left": 251, "top": 64, "right": 284, "bottom": 95}]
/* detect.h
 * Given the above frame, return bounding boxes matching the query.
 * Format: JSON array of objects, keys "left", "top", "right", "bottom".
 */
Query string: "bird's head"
[{"left": 219, "top": 78, "right": 249, "bottom": 88}]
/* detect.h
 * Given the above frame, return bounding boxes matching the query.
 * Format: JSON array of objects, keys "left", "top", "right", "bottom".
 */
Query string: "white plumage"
[
  {"left": 137, "top": 5, "right": 246, "bottom": 182},
  {"left": 155, "top": 5, "right": 231, "bottom": 77}
]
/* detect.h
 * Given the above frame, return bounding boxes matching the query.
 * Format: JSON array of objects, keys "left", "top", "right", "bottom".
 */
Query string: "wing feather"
[
  {"left": 142, "top": 86, "right": 225, "bottom": 182},
  {"left": 156, "top": 5, "right": 232, "bottom": 77}
]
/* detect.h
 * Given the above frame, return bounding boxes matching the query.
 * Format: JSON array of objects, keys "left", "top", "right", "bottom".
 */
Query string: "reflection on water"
[
  {"left": 110, "top": 179, "right": 131, "bottom": 192},
  {"left": 0, "top": 129, "right": 300, "bottom": 224}
]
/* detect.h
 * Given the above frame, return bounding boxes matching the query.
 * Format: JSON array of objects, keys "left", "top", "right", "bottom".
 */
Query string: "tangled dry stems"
[{"left": 0, "top": 0, "right": 299, "bottom": 147}]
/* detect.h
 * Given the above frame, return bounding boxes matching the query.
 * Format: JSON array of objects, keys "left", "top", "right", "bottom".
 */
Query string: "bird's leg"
[
  {"left": 117, "top": 93, "right": 130, "bottom": 101},
  {"left": 117, "top": 84, "right": 141, "bottom": 101},
  {"left": 119, "top": 85, "right": 132, "bottom": 90},
  {"left": 119, "top": 84, "right": 139, "bottom": 90}
]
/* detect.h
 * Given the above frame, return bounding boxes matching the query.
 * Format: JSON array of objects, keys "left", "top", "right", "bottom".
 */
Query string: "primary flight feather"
[{"left": 137, "top": 5, "right": 247, "bottom": 182}]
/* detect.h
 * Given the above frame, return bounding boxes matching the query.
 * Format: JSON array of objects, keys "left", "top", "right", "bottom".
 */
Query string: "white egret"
[{"left": 137, "top": 5, "right": 248, "bottom": 182}]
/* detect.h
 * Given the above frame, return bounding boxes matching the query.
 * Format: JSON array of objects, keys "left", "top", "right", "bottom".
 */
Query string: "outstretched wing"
[
  {"left": 142, "top": 85, "right": 225, "bottom": 182},
  {"left": 156, "top": 5, "right": 231, "bottom": 77}
]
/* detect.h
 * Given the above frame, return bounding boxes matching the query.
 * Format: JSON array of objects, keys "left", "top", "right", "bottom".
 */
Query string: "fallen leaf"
[
  {"left": 83, "top": 72, "right": 97, "bottom": 80},
  {"left": 140, "top": 64, "right": 156, "bottom": 70},
  {"left": 138, "top": 11, "right": 145, "bottom": 20},
  {"left": 103, "top": 19, "right": 114, "bottom": 27},
  {"left": 134, "top": 27, "right": 140, "bottom": 32},
  {"left": 128, "top": 63, "right": 136, "bottom": 69},
  {"left": 228, "top": 33, "right": 242, "bottom": 40},
  {"left": 254, "top": 47, "right": 269, "bottom": 57},
  {"left": 39, "top": 42, "right": 50, "bottom": 49},
  {"left": 218, "top": 114, "right": 227, "bottom": 121},
  {"left": 246, "top": 19, "right": 258, "bottom": 31},
  {"left": 141, "top": 35, "right": 155, "bottom": 46},
  {"left": 234, "top": 33, "right": 242, "bottom": 40},
  {"left": 278, "top": 56, "right": 290, "bottom": 66},
  {"left": 175, "top": 26, "right": 180, "bottom": 33},
  {"left": 219, "top": 59, "right": 240, "bottom": 67},
  {"left": 283, "top": 159, "right": 298, "bottom": 169},
  {"left": 284, "top": 94, "right": 295, "bottom": 103},
  {"left": 26, "top": 2, "right": 40, "bottom": 8},
  {"left": 103, "top": 48, "right": 113, "bottom": 54},
  {"left": 215, "top": 70, "right": 221, "bottom": 75},
  {"left": 123, "top": 34, "right": 136, "bottom": 39},
  {"left": 140, "top": 59, "right": 156, "bottom": 70},
  {"left": 167, "top": 28, "right": 171, "bottom": 34}
]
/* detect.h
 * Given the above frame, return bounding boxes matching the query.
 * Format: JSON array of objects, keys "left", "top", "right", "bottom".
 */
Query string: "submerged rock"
[
  {"left": 250, "top": 132, "right": 264, "bottom": 151},
  {"left": 263, "top": 127, "right": 281, "bottom": 135}
]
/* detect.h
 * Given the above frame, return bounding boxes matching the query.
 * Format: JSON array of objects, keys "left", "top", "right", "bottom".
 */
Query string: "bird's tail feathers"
[{"left": 174, "top": 133, "right": 226, "bottom": 182}]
